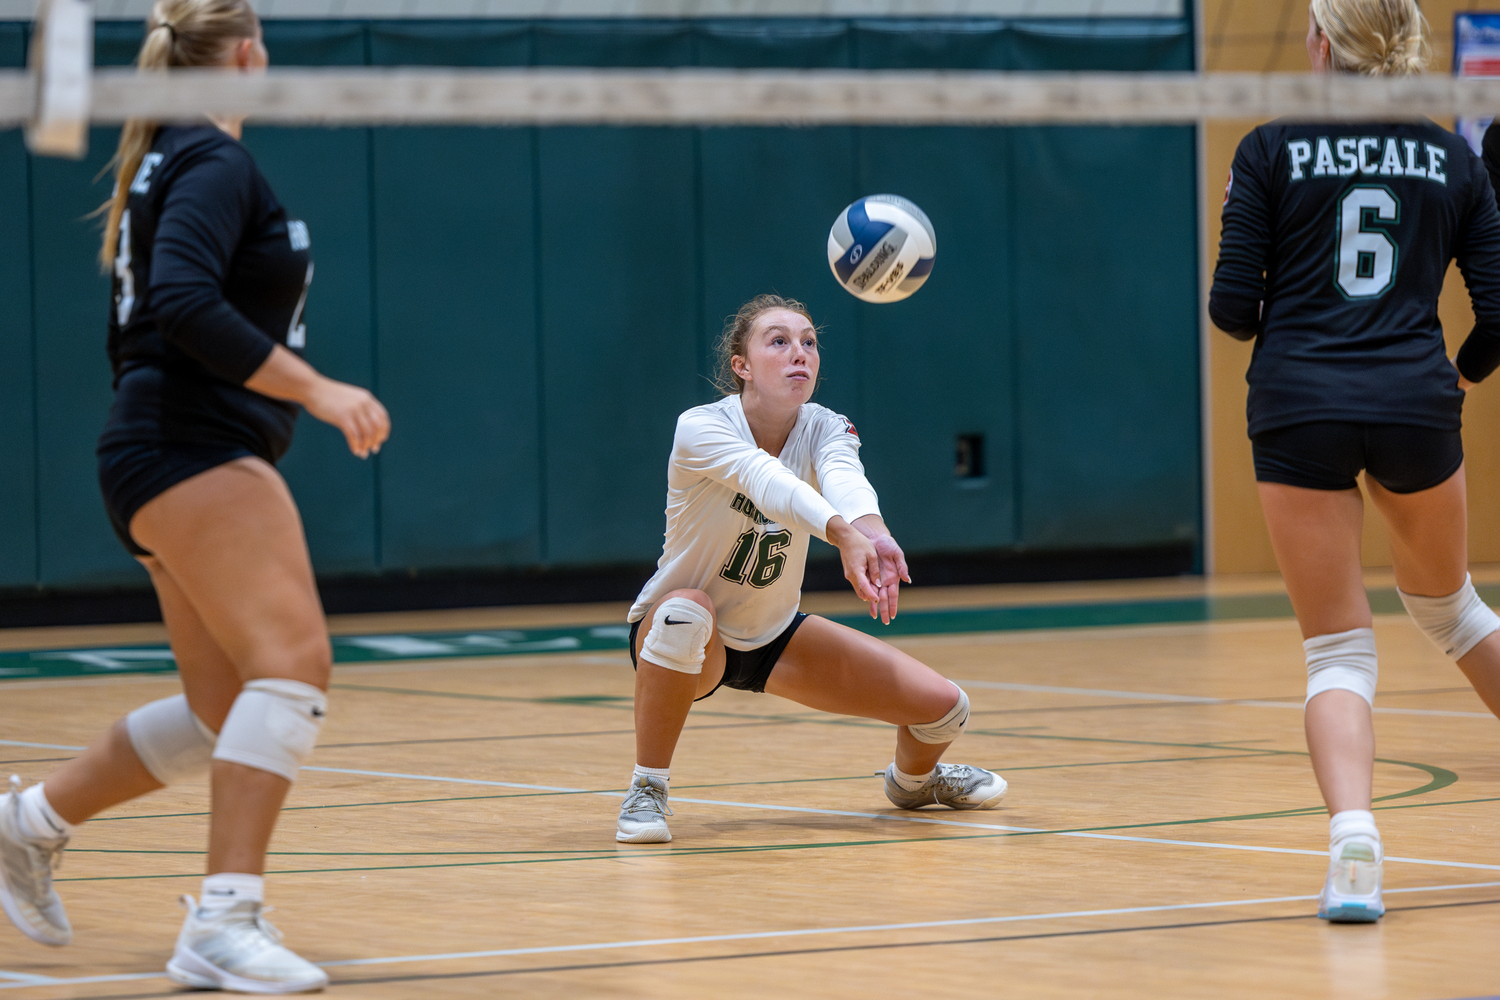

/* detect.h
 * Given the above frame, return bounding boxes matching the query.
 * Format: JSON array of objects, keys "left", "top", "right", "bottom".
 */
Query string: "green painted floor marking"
[
  {"left": 14, "top": 584, "right": 1483, "bottom": 683},
  {"left": 7, "top": 583, "right": 1499, "bottom": 682}
]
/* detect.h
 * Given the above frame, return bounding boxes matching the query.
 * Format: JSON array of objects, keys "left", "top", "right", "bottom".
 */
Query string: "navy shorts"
[
  {"left": 629, "top": 612, "right": 809, "bottom": 701},
  {"left": 97, "top": 442, "right": 255, "bottom": 556},
  {"left": 1251, "top": 421, "right": 1463, "bottom": 494}
]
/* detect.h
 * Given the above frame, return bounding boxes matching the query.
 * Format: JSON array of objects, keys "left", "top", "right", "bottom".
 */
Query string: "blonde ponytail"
[
  {"left": 99, "top": 0, "right": 259, "bottom": 269},
  {"left": 1309, "top": 0, "right": 1429, "bottom": 77}
]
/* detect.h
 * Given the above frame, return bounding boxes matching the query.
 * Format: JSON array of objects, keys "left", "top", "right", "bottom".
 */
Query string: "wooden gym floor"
[{"left": 1, "top": 572, "right": 1499, "bottom": 998}]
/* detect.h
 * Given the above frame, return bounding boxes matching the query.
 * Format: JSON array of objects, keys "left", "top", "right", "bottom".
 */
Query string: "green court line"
[{"left": 61, "top": 753, "right": 1473, "bottom": 880}]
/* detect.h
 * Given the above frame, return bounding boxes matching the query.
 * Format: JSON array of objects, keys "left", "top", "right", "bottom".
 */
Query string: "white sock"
[
  {"left": 632, "top": 765, "right": 670, "bottom": 787},
  {"left": 1329, "top": 809, "right": 1381, "bottom": 861},
  {"left": 889, "top": 763, "right": 934, "bottom": 792},
  {"left": 17, "top": 784, "right": 73, "bottom": 842},
  {"left": 199, "top": 873, "right": 264, "bottom": 914}
]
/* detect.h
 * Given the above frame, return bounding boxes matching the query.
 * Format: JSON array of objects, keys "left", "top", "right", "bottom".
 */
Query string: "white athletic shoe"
[
  {"left": 166, "top": 896, "right": 328, "bottom": 994},
  {"left": 1318, "top": 842, "right": 1384, "bottom": 923},
  {"left": 883, "top": 763, "right": 1008, "bottom": 811},
  {"left": 616, "top": 775, "right": 673, "bottom": 844},
  {"left": 0, "top": 776, "right": 71, "bottom": 946}
]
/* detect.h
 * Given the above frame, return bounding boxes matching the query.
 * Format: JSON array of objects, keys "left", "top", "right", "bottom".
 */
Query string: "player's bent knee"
[
  {"left": 211, "top": 678, "right": 327, "bottom": 782},
  {"left": 1399, "top": 574, "right": 1500, "bottom": 660},
  {"left": 1305, "top": 628, "right": 1378, "bottom": 707},
  {"left": 641, "top": 597, "right": 714, "bottom": 675},
  {"left": 908, "top": 685, "right": 969, "bottom": 745},
  {"left": 125, "top": 694, "right": 217, "bottom": 785}
]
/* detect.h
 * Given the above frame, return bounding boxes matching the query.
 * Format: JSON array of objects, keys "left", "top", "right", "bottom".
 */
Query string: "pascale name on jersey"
[{"left": 1287, "top": 137, "right": 1447, "bottom": 184}]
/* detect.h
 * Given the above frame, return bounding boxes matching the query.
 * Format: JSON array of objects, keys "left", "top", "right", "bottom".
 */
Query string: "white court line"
[
  {"left": 0, "top": 973, "right": 53, "bottom": 985},
  {"left": 13, "top": 750, "right": 1500, "bottom": 871},
  {"left": 956, "top": 679, "right": 1495, "bottom": 718},
  {"left": 4, "top": 880, "right": 1500, "bottom": 988},
  {"left": 300, "top": 766, "right": 1500, "bottom": 873}
]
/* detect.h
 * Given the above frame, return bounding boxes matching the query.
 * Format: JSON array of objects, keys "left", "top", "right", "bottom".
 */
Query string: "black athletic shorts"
[
  {"left": 629, "top": 611, "right": 809, "bottom": 701},
  {"left": 97, "top": 441, "right": 255, "bottom": 556},
  {"left": 1251, "top": 421, "right": 1463, "bottom": 494}
]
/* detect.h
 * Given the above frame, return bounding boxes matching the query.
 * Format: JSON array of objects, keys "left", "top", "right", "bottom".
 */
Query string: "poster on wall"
[{"left": 1456, "top": 12, "right": 1500, "bottom": 154}]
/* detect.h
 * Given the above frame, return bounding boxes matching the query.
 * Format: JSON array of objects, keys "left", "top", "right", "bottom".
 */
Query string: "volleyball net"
[{"left": 9, "top": 0, "right": 1500, "bottom": 157}]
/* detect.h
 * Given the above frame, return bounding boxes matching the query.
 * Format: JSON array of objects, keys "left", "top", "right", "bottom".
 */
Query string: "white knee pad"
[
  {"left": 908, "top": 686, "right": 970, "bottom": 745},
  {"left": 640, "top": 598, "right": 713, "bottom": 675},
  {"left": 1399, "top": 574, "right": 1500, "bottom": 660},
  {"left": 126, "top": 694, "right": 217, "bottom": 785},
  {"left": 212, "top": 679, "right": 327, "bottom": 782},
  {"left": 1305, "top": 628, "right": 1378, "bottom": 707}
]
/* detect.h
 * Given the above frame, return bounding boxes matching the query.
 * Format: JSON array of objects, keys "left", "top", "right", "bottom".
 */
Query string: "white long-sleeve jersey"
[{"left": 629, "top": 395, "right": 882, "bottom": 650}]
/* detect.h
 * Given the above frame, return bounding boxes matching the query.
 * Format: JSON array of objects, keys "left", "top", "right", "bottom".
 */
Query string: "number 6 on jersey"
[{"left": 1337, "top": 186, "right": 1399, "bottom": 299}]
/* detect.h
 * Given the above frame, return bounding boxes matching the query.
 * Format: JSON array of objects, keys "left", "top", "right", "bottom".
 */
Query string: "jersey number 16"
[
  {"left": 1336, "top": 186, "right": 1400, "bottom": 300},
  {"left": 720, "top": 529, "right": 791, "bottom": 588}
]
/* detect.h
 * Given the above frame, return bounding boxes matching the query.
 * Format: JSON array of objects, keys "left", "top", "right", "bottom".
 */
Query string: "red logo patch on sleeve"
[
  {"left": 1223, "top": 167, "right": 1234, "bottom": 205},
  {"left": 843, "top": 419, "right": 859, "bottom": 436}
]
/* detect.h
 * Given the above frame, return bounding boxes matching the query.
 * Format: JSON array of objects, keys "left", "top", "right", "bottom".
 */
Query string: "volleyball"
[{"left": 827, "top": 194, "right": 936, "bottom": 304}]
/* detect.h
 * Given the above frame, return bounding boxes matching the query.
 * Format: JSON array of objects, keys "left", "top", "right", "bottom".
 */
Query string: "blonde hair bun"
[{"left": 1310, "top": 0, "right": 1429, "bottom": 76}]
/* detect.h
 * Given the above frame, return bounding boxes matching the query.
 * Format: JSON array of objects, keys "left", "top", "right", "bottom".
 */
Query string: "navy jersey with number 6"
[
  {"left": 1210, "top": 121, "right": 1500, "bottom": 437},
  {"left": 102, "top": 124, "right": 313, "bottom": 461}
]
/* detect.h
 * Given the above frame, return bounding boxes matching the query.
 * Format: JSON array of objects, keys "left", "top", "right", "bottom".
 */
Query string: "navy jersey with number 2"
[{"left": 1210, "top": 121, "right": 1500, "bottom": 437}]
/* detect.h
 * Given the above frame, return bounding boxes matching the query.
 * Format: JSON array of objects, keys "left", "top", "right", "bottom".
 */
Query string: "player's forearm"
[
  {"left": 244, "top": 344, "right": 328, "bottom": 406},
  {"left": 852, "top": 513, "right": 890, "bottom": 540}
]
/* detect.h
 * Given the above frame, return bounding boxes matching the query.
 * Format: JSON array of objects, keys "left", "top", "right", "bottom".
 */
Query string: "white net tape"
[{"left": 6, "top": 68, "right": 1500, "bottom": 129}]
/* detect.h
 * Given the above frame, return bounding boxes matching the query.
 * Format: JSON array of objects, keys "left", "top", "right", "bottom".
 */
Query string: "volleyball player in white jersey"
[{"left": 617, "top": 294, "right": 1006, "bottom": 843}]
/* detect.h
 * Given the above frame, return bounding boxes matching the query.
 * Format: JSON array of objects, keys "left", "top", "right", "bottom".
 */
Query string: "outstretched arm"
[
  {"left": 825, "top": 515, "right": 884, "bottom": 617},
  {"left": 849, "top": 514, "right": 910, "bottom": 624}
]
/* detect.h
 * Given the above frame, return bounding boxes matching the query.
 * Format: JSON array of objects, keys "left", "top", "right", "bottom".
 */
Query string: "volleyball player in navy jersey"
[
  {"left": 1211, "top": 0, "right": 1500, "bottom": 924},
  {"left": 0, "top": 0, "right": 387, "bottom": 990}
]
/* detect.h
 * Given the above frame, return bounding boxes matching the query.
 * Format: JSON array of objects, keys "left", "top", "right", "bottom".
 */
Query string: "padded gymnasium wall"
[{"left": 0, "top": 16, "right": 1200, "bottom": 593}]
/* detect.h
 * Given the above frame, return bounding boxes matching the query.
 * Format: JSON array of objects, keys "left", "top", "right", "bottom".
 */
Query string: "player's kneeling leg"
[
  {"left": 127, "top": 694, "right": 217, "bottom": 785},
  {"left": 1399, "top": 574, "right": 1500, "bottom": 661},
  {"left": 640, "top": 597, "right": 713, "bottom": 675},
  {"left": 885, "top": 686, "right": 1007, "bottom": 811},
  {"left": 618, "top": 599, "right": 712, "bottom": 846},
  {"left": 167, "top": 678, "right": 330, "bottom": 994}
]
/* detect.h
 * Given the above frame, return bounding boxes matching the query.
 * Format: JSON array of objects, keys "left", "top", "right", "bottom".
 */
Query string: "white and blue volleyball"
[{"left": 827, "top": 194, "right": 936, "bottom": 304}]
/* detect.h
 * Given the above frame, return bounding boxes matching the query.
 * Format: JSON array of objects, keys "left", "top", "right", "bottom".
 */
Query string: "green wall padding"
[
  {"left": 245, "top": 21, "right": 379, "bottom": 574},
  {"left": 1012, "top": 124, "right": 1200, "bottom": 548},
  {"left": 3, "top": 14, "right": 1200, "bottom": 591},
  {"left": 854, "top": 126, "right": 1019, "bottom": 552},
  {"left": 0, "top": 22, "right": 35, "bottom": 587},
  {"left": 536, "top": 126, "right": 703, "bottom": 564},
  {"left": 29, "top": 130, "right": 136, "bottom": 587},
  {"left": 366, "top": 25, "right": 539, "bottom": 569}
]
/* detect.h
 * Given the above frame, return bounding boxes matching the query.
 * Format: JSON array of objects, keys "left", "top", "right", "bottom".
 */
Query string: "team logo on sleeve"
[
  {"left": 1223, "top": 168, "right": 1233, "bottom": 205},
  {"left": 841, "top": 418, "right": 859, "bottom": 437}
]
